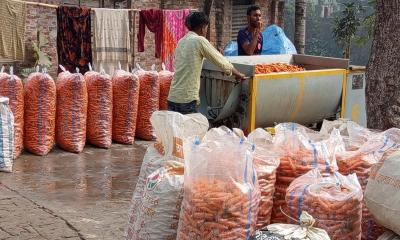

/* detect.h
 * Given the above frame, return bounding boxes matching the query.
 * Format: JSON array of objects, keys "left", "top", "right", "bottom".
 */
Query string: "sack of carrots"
[
  {"left": 338, "top": 128, "right": 400, "bottom": 240},
  {"left": 286, "top": 169, "right": 363, "bottom": 240},
  {"left": 0, "top": 97, "right": 14, "bottom": 173},
  {"left": 271, "top": 123, "right": 345, "bottom": 223},
  {"left": 248, "top": 128, "right": 281, "bottom": 228},
  {"left": 127, "top": 161, "right": 184, "bottom": 240},
  {"left": 85, "top": 68, "right": 113, "bottom": 148},
  {"left": 176, "top": 129, "right": 260, "bottom": 240},
  {"left": 254, "top": 63, "right": 305, "bottom": 75},
  {"left": 126, "top": 111, "right": 209, "bottom": 238},
  {"left": 135, "top": 65, "right": 160, "bottom": 140},
  {"left": 0, "top": 67, "right": 24, "bottom": 158},
  {"left": 56, "top": 67, "right": 88, "bottom": 153},
  {"left": 112, "top": 69, "right": 140, "bottom": 145},
  {"left": 158, "top": 63, "right": 174, "bottom": 110},
  {"left": 24, "top": 69, "right": 56, "bottom": 156}
]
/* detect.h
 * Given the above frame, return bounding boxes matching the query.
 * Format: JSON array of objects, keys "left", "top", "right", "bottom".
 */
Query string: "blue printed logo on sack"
[{"left": 146, "top": 170, "right": 163, "bottom": 191}]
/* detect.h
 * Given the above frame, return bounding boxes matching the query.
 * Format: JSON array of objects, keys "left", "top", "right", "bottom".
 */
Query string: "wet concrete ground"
[{"left": 0, "top": 142, "right": 149, "bottom": 240}]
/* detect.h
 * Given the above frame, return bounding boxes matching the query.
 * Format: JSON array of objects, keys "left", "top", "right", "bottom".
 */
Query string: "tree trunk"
[
  {"left": 366, "top": 0, "right": 400, "bottom": 130},
  {"left": 294, "top": 0, "right": 306, "bottom": 54},
  {"left": 203, "top": 0, "right": 214, "bottom": 40},
  {"left": 278, "top": 1, "right": 285, "bottom": 28}
]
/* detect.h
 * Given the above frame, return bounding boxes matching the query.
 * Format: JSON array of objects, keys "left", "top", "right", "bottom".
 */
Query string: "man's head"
[
  {"left": 185, "top": 11, "right": 209, "bottom": 37},
  {"left": 247, "top": 5, "right": 262, "bottom": 29}
]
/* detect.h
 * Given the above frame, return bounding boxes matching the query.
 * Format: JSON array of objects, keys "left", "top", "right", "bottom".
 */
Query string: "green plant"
[
  {"left": 21, "top": 30, "right": 52, "bottom": 77},
  {"left": 333, "top": 2, "right": 363, "bottom": 59}
]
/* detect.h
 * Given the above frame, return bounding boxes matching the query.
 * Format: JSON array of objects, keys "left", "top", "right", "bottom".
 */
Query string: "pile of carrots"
[
  {"left": 177, "top": 179, "right": 260, "bottom": 240},
  {"left": 85, "top": 70, "right": 113, "bottom": 148},
  {"left": 112, "top": 70, "right": 140, "bottom": 145},
  {"left": 56, "top": 71, "right": 88, "bottom": 153},
  {"left": 255, "top": 63, "right": 305, "bottom": 74},
  {"left": 24, "top": 72, "right": 56, "bottom": 156}
]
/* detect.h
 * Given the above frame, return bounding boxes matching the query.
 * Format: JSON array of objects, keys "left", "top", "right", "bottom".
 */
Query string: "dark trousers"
[{"left": 167, "top": 100, "right": 198, "bottom": 114}]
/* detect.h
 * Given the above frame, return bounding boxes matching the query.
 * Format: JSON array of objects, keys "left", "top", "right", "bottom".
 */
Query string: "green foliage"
[
  {"left": 333, "top": 3, "right": 363, "bottom": 58},
  {"left": 21, "top": 30, "right": 52, "bottom": 77}
]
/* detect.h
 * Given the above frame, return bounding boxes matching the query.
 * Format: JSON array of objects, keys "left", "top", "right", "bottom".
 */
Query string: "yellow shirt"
[{"left": 168, "top": 31, "right": 234, "bottom": 104}]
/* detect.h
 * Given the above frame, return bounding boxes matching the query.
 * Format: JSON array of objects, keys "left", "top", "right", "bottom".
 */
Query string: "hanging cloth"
[
  {"left": 162, "top": 9, "right": 191, "bottom": 71},
  {"left": 0, "top": 0, "right": 26, "bottom": 60},
  {"left": 93, "top": 8, "right": 131, "bottom": 75},
  {"left": 138, "top": 9, "right": 163, "bottom": 58},
  {"left": 57, "top": 6, "right": 92, "bottom": 74}
]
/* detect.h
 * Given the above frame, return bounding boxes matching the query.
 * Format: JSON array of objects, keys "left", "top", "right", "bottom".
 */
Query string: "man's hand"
[{"left": 232, "top": 68, "right": 246, "bottom": 82}]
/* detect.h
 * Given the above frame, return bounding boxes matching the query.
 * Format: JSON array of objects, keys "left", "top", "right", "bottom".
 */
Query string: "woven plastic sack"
[
  {"left": 85, "top": 70, "right": 113, "bottom": 148},
  {"left": 271, "top": 123, "right": 345, "bottom": 223},
  {"left": 263, "top": 211, "right": 330, "bottom": 240},
  {"left": 337, "top": 129, "right": 400, "bottom": 240},
  {"left": 159, "top": 63, "right": 173, "bottom": 110},
  {"left": 177, "top": 130, "right": 260, "bottom": 240},
  {"left": 126, "top": 111, "right": 209, "bottom": 239},
  {"left": 56, "top": 70, "right": 88, "bottom": 153},
  {"left": 112, "top": 70, "right": 140, "bottom": 144},
  {"left": 24, "top": 71, "right": 56, "bottom": 156},
  {"left": 286, "top": 169, "right": 363, "bottom": 240},
  {"left": 248, "top": 128, "right": 281, "bottom": 228},
  {"left": 135, "top": 65, "right": 159, "bottom": 140},
  {"left": 365, "top": 150, "right": 400, "bottom": 236},
  {"left": 0, "top": 67, "right": 24, "bottom": 158},
  {"left": 0, "top": 97, "right": 14, "bottom": 173},
  {"left": 128, "top": 161, "right": 184, "bottom": 240}
]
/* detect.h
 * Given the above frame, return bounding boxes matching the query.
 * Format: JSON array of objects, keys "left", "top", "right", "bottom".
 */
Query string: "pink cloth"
[{"left": 162, "top": 9, "right": 190, "bottom": 71}]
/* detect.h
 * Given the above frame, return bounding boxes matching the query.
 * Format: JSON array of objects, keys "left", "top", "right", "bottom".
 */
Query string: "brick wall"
[{"left": 16, "top": 0, "right": 284, "bottom": 76}]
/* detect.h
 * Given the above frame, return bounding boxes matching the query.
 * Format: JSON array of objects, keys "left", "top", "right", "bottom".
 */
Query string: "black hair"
[
  {"left": 247, "top": 5, "right": 261, "bottom": 16},
  {"left": 185, "top": 11, "right": 210, "bottom": 31}
]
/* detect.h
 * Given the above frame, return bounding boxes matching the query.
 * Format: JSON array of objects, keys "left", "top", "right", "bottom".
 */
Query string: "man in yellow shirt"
[{"left": 168, "top": 12, "right": 246, "bottom": 114}]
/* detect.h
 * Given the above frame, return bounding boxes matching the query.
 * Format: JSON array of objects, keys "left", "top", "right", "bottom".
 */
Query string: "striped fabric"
[
  {"left": 0, "top": 0, "right": 26, "bottom": 60},
  {"left": 168, "top": 31, "right": 234, "bottom": 104},
  {"left": 0, "top": 97, "right": 14, "bottom": 173}
]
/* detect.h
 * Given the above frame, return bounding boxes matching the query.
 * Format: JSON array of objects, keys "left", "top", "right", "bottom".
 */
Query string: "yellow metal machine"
[{"left": 199, "top": 55, "right": 367, "bottom": 134}]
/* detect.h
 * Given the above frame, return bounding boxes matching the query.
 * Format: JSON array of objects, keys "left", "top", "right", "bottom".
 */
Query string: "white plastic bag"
[
  {"left": 129, "top": 161, "right": 184, "bottom": 240},
  {"left": 0, "top": 97, "right": 14, "bottom": 173},
  {"left": 267, "top": 211, "right": 331, "bottom": 240}
]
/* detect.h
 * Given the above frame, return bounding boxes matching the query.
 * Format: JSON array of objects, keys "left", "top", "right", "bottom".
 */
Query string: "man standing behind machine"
[
  {"left": 168, "top": 12, "right": 246, "bottom": 115},
  {"left": 237, "top": 5, "right": 263, "bottom": 56}
]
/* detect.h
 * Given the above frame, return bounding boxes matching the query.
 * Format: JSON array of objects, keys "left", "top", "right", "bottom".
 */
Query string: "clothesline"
[
  {"left": 12, "top": 0, "right": 198, "bottom": 12},
  {"left": 12, "top": 0, "right": 140, "bottom": 11}
]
